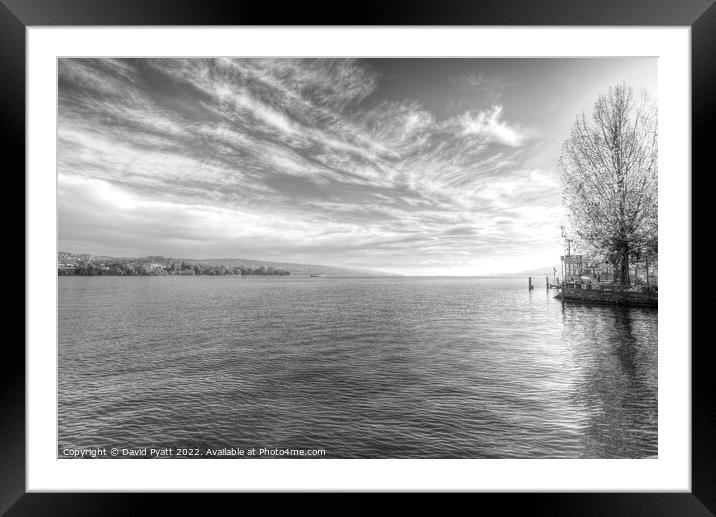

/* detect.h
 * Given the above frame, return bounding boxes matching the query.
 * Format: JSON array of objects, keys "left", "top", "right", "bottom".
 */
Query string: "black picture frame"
[{"left": 2, "top": 0, "right": 713, "bottom": 513}]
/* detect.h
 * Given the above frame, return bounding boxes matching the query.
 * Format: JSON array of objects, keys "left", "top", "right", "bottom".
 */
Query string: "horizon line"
[{"left": 58, "top": 249, "right": 556, "bottom": 278}]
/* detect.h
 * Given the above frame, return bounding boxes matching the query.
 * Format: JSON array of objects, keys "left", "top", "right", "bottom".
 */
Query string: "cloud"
[
  {"left": 57, "top": 58, "right": 560, "bottom": 274},
  {"left": 449, "top": 73, "right": 490, "bottom": 89},
  {"left": 455, "top": 106, "right": 528, "bottom": 147}
]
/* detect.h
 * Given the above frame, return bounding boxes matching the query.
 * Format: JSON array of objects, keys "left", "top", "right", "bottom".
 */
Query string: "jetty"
[
  {"left": 554, "top": 283, "right": 657, "bottom": 308},
  {"left": 542, "top": 249, "right": 658, "bottom": 307}
]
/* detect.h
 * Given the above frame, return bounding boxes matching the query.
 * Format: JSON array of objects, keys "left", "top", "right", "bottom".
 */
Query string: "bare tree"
[{"left": 559, "top": 83, "right": 657, "bottom": 285}]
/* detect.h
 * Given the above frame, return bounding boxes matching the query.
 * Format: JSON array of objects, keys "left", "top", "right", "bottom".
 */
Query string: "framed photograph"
[{"left": 3, "top": 0, "right": 714, "bottom": 513}]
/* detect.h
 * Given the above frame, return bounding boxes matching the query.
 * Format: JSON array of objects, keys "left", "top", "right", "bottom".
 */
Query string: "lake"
[{"left": 58, "top": 276, "right": 657, "bottom": 458}]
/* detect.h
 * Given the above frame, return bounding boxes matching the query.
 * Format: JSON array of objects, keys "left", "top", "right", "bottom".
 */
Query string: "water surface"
[{"left": 58, "top": 276, "right": 657, "bottom": 458}]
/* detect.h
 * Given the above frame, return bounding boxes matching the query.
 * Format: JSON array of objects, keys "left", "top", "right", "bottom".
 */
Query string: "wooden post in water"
[
  {"left": 546, "top": 276, "right": 549, "bottom": 290},
  {"left": 528, "top": 276, "right": 533, "bottom": 290}
]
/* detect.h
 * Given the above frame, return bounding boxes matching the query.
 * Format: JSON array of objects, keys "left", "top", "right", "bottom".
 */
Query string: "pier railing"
[
  {"left": 528, "top": 277, "right": 656, "bottom": 294},
  {"left": 562, "top": 282, "right": 657, "bottom": 294}
]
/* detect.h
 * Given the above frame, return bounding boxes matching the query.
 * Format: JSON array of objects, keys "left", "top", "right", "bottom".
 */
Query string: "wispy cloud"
[
  {"left": 454, "top": 106, "right": 528, "bottom": 147},
  {"left": 57, "top": 58, "right": 574, "bottom": 274}
]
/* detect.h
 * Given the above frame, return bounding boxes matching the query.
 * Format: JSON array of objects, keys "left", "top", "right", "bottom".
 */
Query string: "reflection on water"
[
  {"left": 58, "top": 276, "right": 657, "bottom": 458},
  {"left": 561, "top": 304, "right": 657, "bottom": 457}
]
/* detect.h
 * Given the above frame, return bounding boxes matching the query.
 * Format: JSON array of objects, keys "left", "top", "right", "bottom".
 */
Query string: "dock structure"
[
  {"left": 554, "top": 284, "right": 657, "bottom": 308},
  {"left": 527, "top": 276, "right": 561, "bottom": 290}
]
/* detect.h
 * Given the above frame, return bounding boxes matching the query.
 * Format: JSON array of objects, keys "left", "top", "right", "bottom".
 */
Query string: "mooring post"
[
  {"left": 546, "top": 276, "right": 549, "bottom": 289},
  {"left": 528, "top": 276, "right": 532, "bottom": 290}
]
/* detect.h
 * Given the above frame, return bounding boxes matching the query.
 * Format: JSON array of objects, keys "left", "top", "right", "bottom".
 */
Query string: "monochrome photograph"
[{"left": 57, "top": 57, "right": 658, "bottom": 459}]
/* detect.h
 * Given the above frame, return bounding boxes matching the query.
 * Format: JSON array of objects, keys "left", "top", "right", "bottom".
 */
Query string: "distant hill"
[
  {"left": 57, "top": 251, "right": 395, "bottom": 277},
  {"left": 492, "top": 266, "right": 558, "bottom": 277}
]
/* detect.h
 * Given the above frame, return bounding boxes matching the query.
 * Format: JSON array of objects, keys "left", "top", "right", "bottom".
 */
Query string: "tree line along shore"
[{"left": 58, "top": 260, "right": 290, "bottom": 276}]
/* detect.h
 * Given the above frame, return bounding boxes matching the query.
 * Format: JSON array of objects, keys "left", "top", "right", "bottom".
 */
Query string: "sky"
[{"left": 57, "top": 58, "right": 656, "bottom": 275}]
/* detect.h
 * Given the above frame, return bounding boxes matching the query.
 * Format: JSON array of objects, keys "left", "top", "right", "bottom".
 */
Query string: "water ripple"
[{"left": 58, "top": 276, "right": 657, "bottom": 458}]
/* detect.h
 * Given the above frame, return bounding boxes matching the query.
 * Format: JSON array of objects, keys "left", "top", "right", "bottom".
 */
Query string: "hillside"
[
  {"left": 57, "top": 251, "right": 394, "bottom": 277},
  {"left": 491, "top": 265, "right": 558, "bottom": 277}
]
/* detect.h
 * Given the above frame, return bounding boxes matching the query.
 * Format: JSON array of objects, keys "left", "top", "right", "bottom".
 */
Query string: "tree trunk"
[{"left": 620, "top": 247, "right": 630, "bottom": 285}]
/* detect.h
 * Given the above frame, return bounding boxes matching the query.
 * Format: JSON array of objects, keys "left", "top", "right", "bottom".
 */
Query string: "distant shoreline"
[
  {"left": 57, "top": 251, "right": 393, "bottom": 278},
  {"left": 57, "top": 252, "right": 551, "bottom": 278},
  {"left": 58, "top": 274, "right": 548, "bottom": 279}
]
